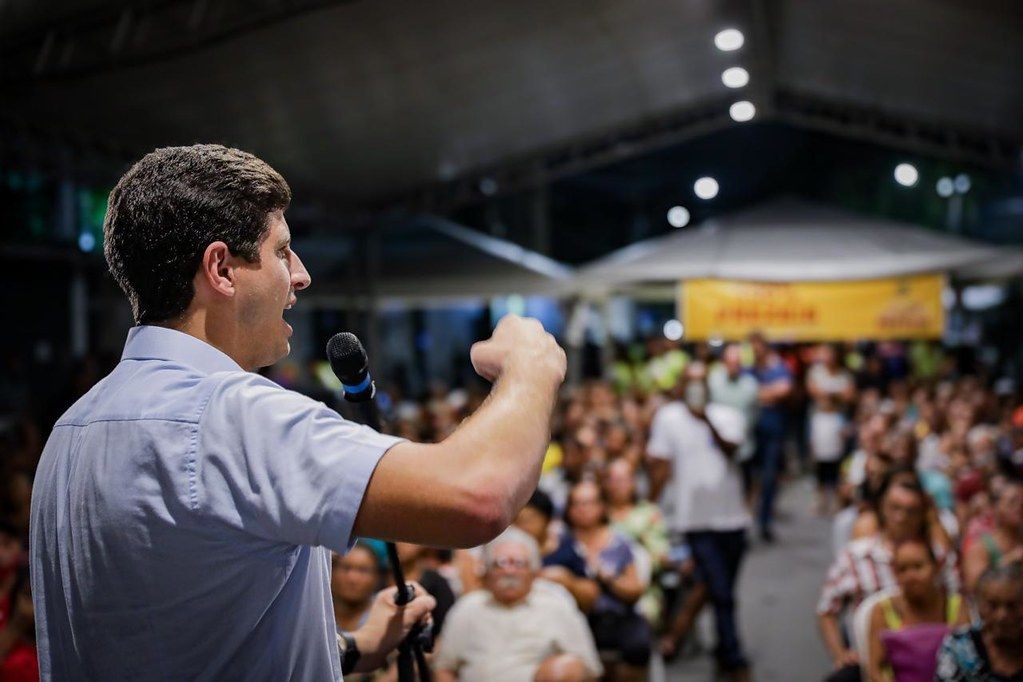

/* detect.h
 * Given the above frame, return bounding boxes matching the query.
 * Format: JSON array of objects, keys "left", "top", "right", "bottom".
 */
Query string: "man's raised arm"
[{"left": 353, "top": 315, "right": 566, "bottom": 548}]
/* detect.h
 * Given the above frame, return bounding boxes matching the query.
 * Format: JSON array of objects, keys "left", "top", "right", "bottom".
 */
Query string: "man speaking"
[{"left": 29, "top": 144, "right": 567, "bottom": 680}]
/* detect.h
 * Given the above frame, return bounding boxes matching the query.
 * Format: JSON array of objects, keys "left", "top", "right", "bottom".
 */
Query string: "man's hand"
[
  {"left": 352, "top": 583, "right": 436, "bottom": 672},
  {"left": 470, "top": 315, "right": 566, "bottom": 386}
]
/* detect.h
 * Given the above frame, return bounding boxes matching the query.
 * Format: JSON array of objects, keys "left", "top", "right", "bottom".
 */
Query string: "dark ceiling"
[{"left": 3, "top": 0, "right": 1021, "bottom": 205}]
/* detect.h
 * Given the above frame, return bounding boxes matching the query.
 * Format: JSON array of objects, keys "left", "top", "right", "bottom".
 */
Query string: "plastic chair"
[{"left": 852, "top": 587, "right": 899, "bottom": 682}]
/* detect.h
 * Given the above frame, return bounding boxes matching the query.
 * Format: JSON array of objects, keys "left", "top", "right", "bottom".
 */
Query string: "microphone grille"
[{"left": 326, "top": 332, "right": 368, "bottom": 383}]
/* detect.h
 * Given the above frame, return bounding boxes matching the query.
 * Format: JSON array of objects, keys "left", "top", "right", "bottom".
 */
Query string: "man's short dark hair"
[{"left": 104, "top": 144, "right": 292, "bottom": 324}]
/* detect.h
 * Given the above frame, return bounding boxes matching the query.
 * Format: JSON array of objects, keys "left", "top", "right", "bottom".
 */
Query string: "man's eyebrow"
[{"left": 276, "top": 235, "right": 292, "bottom": 248}]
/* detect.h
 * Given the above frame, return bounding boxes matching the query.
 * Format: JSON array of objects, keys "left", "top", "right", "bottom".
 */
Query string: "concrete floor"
[{"left": 654, "top": 477, "right": 835, "bottom": 682}]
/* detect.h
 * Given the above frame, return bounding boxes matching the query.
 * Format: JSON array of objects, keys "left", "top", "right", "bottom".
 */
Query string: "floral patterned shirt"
[{"left": 935, "top": 625, "right": 1023, "bottom": 682}]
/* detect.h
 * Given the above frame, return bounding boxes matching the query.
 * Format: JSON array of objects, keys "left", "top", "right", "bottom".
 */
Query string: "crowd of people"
[
  {"left": 814, "top": 346, "right": 1023, "bottom": 682},
  {"left": 1, "top": 332, "right": 1022, "bottom": 680},
  {"left": 320, "top": 334, "right": 1021, "bottom": 681}
]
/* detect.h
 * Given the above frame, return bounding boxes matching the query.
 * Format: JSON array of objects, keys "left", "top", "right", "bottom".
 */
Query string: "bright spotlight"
[
  {"left": 729, "top": 101, "right": 756, "bottom": 122},
  {"left": 694, "top": 176, "right": 719, "bottom": 200},
  {"left": 663, "top": 319, "right": 684, "bottom": 341},
  {"left": 667, "top": 205, "right": 691, "bottom": 228},
  {"left": 721, "top": 67, "right": 749, "bottom": 88},
  {"left": 714, "top": 28, "right": 744, "bottom": 52},
  {"left": 936, "top": 177, "right": 954, "bottom": 198},
  {"left": 894, "top": 163, "right": 919, "bottom": 187},
  {"left": 954, "top": 173, "right": 971, "bottom": 194}
]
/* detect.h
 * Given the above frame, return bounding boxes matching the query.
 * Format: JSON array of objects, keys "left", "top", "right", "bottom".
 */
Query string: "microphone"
[
  {"left": 326, "top": 332, "right": 376, "bottom": 403},
  {"left": 324, "top": 331, "right": 436, "bottom": 681}
]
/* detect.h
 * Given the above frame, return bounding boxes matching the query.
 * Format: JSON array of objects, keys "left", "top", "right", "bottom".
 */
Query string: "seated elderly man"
[{"left": 435, "top": 528, "right": 602, "bottom": 682}]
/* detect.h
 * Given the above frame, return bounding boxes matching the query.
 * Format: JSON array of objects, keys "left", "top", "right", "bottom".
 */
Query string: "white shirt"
[
  {"left": 648, "top": 401, "right": 751, "bottom": 533},
  {"left": 807, "top": 363, "right": 853, "bottom": 402},
  {"left": 807, "top": 364, "right": 852, "bottom": 462},
  {"left": 809, "top": 411, "right": 847, "bottom": 462},
  {"left": 435, "top": 584, "right": 603, "bottom": 682}
]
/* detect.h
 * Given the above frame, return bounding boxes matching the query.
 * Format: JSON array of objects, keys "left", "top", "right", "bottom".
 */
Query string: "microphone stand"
[{"left": 346, "top": 393, "right": 433, "bottom": 682}]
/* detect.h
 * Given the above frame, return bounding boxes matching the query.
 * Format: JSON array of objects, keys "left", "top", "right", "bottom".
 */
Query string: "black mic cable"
[
  {"left": 326, "top": 334, "right": 408, "bottom": 597},
  {"left": 326, "top": 332, "right": 432, "bottom": 682}
]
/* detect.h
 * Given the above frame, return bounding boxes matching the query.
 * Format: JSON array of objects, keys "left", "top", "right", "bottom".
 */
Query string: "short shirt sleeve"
[
  {"left": 816, "top": 547, "right": 856, "bottom": 616},
  {"left": 196, "top": 372, "right": 404, "bottom": 554},
  {"left": 647, "top": 404, "right": 678, "bottom": 460},
  {"left": 599, "top": 533, "right": 635, "bottom": 576}
]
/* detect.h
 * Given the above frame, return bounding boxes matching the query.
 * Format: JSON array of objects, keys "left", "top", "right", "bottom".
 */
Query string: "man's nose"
[{"left": 290, "top": 250, "right": 312, "bottom": 291}]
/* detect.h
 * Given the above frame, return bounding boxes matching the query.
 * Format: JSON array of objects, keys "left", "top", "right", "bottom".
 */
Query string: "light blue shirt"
[{"left": 30, "top": 326, "right": 402, "bottom": 681}]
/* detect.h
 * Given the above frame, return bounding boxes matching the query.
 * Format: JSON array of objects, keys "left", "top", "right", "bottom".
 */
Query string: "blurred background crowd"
[
  {"left": 4, "top": 0, "right": 1023, "bottom": 679},
  {"left": 3, "top": 333, "right": 1021, "bottom": 680}
]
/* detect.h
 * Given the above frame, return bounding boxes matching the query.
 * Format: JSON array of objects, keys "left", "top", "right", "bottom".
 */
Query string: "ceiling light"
[
  {"left": 667, "top": 205, "right": 691, "bottom": 228},
  {"left": 721, "top": 66, "right": 749, "bottom": 88},
  {"left": 694, "top": 177, "right": 719, "bottom": 200},
  {"left": 714, "top": 29, "right": 744, "bottom": 52},
  {"left": 894, "top": 163, "right": 919, "bottom": 187},
  {"left": 729, "top": 101, "right": 756, "bottom": 122}
]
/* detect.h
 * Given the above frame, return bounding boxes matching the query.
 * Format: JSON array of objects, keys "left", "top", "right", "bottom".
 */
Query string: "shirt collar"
[{"left": 120, "top": 325, "right": 244, "bottom": 375}]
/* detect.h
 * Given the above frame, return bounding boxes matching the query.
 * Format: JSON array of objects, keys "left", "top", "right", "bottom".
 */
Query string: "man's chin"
[{"left": 256, "top": 342, "right": 291, "bottom": 371}]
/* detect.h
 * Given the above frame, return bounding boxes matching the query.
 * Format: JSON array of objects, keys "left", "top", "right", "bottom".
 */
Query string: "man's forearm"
[
  {"left": 354, "top": 317, "right": 565, "bottom": 547},
  {"left": 702, "top": 418, "right": 738, "bottom": 459},
  {"left": 818, "top": 612, "right": 847, "bottom": 660},
  {"left": 352, "top": 368, "right": 559, "bottom": 547},
  {"left": 648, "top": 459, "right": 670, "bottom": 501},
  {"left": 437, "top": 364, "right": 560, "bottom": 527}
]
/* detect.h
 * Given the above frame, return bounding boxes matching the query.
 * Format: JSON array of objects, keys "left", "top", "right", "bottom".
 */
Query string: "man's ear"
[{"left": 199, "top": 241, "right": 236, "bottom": 298}]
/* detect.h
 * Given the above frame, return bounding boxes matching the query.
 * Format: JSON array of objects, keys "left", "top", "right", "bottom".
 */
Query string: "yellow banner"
[{"left": 680, "top": 275, "right": 945, "bottom": 341}]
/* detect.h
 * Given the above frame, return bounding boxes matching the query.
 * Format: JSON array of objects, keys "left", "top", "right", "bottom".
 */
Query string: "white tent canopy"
[{"left": 578, "top": 200, "right": 1023, "bottom": 293}]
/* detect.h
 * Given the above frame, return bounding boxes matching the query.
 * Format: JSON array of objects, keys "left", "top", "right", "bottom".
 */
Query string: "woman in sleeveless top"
[{"left": 867, "top": 537, "right": 969, "bottom": 682}]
